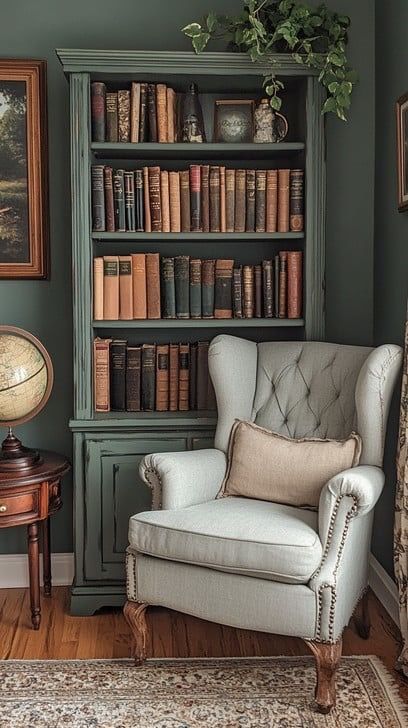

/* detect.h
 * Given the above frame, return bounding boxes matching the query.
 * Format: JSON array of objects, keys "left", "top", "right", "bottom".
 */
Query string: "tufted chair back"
[{"left": 209, "top": 335, "right": 402, "bottom": 468}]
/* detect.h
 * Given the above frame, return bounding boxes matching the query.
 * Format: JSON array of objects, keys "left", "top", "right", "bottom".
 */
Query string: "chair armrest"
[{"left": 139, "top": 448, "right": 227, "bottom": 510}]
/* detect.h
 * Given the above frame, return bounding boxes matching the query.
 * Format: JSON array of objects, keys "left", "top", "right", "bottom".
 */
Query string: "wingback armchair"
[{"left": 124, "top": 335, "right": 402, "bottom": 713}]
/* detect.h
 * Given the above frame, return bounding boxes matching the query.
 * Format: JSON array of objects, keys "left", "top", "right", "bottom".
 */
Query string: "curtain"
[{"left": 395, "top": 315, "right": 408, "bottom": 677}]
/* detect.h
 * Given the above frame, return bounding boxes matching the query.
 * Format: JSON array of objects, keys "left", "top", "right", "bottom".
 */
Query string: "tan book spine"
[
  {"left": 180, "top": 170, "right": 191, "bottom": 232},
  {"left": 169, "top": 171, "right": 181, "bottom": 232},
  {"left": 167, "top": 87, "right": 176, "bottom": 142},
  {"left": 131, "top": 253, "right": 147, "bottom": 319},
  {"left": 266, "top": 169, "right": 278, "bottom": 233},
  {"left": 93, "top": 337, "right": 111, "bottom": 412},
  {"left": 146, "top": 252, "right": 161, "bottom": 319},
  {"left": 279, "top": 250, "right": 288, "bottom": 318},
  {"left": 160, "top": 170, "right": 170, "bottom": 232},
  {"left": 143, "top": 166, "right": 151, "bottom": 232},
  {"left": 169, "top": 343, "right": 179, "bottom": 411},
  {"left": 103, "top": 255, "right": 119, "bottom": 320},
  {"left": 278, "top": 168, "right": 290, "bottom": 233},
  {"left": 156, "top": 344, "right": 169, "bottom": 411},
  {"left": 130, "top": 82, "right": 141, "bottom": 143},
  {"left": 243, "top": 265, "right": 255, "bottom": 318},
  {"left": 156, "top": 84, "right": 168, "bottom": 143},
  {"left": 220, "top": 166, "right": 226, "bottom": 233},
  {"left": 93, "top": 257, "right": 104, "bottom": 320},
  {"left": 225, "top": 169, "right": 235, "bottom": 233},
  {"left": 287, "top": 251, "right": 303, "bottom": 318},
  {"left": 118, "top": 255, "right": 133, "bottom": 320},
  {"left": 178, "top": 343, "right": 190, "bottom": 412}
]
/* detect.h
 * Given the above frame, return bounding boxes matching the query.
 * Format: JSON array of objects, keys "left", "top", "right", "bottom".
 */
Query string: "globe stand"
[{"left": 0, "top": 428, "right": 42, "bottom": 472}]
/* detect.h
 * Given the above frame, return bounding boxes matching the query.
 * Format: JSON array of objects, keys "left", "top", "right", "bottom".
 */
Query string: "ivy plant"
[{"left": 182, "top": 0, "right": 357, "bottom": 120}]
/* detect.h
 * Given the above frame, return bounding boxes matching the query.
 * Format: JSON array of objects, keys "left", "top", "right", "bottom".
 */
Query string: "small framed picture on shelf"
[
  {"left": 214, "top": 100, "right": 254, "bottom": 143},
  {"left": 396, "top": 91, "right": 408, "bottom": 212}
]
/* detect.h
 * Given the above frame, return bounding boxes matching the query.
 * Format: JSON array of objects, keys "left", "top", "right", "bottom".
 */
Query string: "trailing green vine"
[{"left": 182, "top": 0, "right": 357, "bottom": 120}]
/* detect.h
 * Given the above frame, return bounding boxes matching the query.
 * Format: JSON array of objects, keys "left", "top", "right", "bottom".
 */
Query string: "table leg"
[
  {"left": 27, "top": 522, "right": 41, "bottom": 630},
  {"left": 42, "top": 517, "right": 51, "bottom": 596}
]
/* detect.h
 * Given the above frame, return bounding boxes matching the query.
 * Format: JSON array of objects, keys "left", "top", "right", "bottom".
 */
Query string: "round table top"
[{"left": 0, "top": 450, "right": 70, "bottom": 487}]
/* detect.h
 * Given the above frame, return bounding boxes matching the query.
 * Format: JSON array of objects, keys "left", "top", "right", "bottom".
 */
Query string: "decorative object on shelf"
[
  {"left": 396, "top": 92, "right": 408, "bottom": 212},
  {"left": 253, "top": 98, "right": 288, "bottom": 143},
  {"left": 182, "top": 0, "right": 357, "bottom": 121},
  {"left": 179, "top": 83, "right": 206, "bottom": 143},
  {"left": 0, "top": 326, "right": 53, "bottom": 472},
  {"left": 214, "top": 100, "right": 254, "bottom": 143},
  {"left": 0, "top": 60, "right": 48, "bottom": 278}
]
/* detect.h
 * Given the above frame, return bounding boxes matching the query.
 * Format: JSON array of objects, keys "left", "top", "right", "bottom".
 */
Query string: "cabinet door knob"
[{"left": 0, "top": 505, "right": 7, "bottom": 513}]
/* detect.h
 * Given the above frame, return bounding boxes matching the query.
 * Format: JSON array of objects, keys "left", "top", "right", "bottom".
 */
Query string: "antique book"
[
  {"left": 290, "top": 169, "right": 304, "bottom": 232},
  {"left": 93, "top": 337, "right": 111, "bottom": 412},
  {"left": 202, "top": 259, "right": 215, "bottom": 319},
  {"left": 175, "top": 255, "right": 190, "bottom": 319},
  {"left": 143, "top": 166, "right": 152, "bottom": 232},
  {"left": 91, "top": 82, "right": 106, "bottom": 142},
  {"left": 234, "top": 169, "right": 246, "bottom": 232},
  {"left": 255, "top": 263, "right": 263, "bottom": 318},
  {"left": 279, "top": 250, "right": 288, "bottom": 318},
  {"left": 139, "top": 83, "right": 148, "bottom": 143},
  {"left": 209, "top": 166, "right": 220, "bottom": 232},
  {"left": 190, "top": 258, "right": 202, "bottom": 319},
  {"left": 178, "top": 343, "right": 190, "bottom": 412},
  {"left": 147, "top": 83, "right": 158, "bottom": 142},
  {"left": 93, "top": 257, "right": 104, "bottom": 320},
  {"left": 141, "top": 344, "right": 156, "bottom": 411},
  {"left": 126, "top": 346, "right": 141, "bottom": 412},
  {"left": 274, "top": 253, "right": 280, "bottom": 317},
  {"left": 117, "top": 90, "right": 130, "bottom": 143},
  {"left": 278, "top": 168, "right": 290, "bottom": 233},
  {"left": 130, "top": 82, "right": 141, "bottom": 143},
  {"left": 243, "top": 265, "right": 254, "bottom": 318},
  {"left": 169, "top": 171, "right": 181, "bottom": 232},
  {"left": 266, "top": 169, "right": 278, "bottom": 233},
  {"left": 201, "top": 164, "right": 210, "bottom": 233},
  {"left": 214, "top": 259, "right": 234, "bottom": 319},
  {"left": 148, "top": 166, "right": 162, "bottom": 232},
  {"left": 103, "top": 166, "right": 115, "bottom": 232},
  {"left": 91, "top": 165, "right": 105, "bottom": 231},
  {"left": 103, "top": 255, "right": 119, "bottom": 320},
  {"left": 255, "top": 170, "right": 267, "bottom": 233},
  {"left": 180, "top": 170, "right": 191, "bottom": 232},
  {"left": 190, "top": 164, "right": 201, "bottom": 232},
  {"left": 135, "top": 169, "right": 144, "bottom": 231},
  {"left": 146, "top": 252, "right": 161, "bottom": 319},
  {"left": 220, "top": 166, "right": 226, "bottom": 233},
  {"left": 225, "top": 168, "right": 235, "bottom": 233},
  {"left": 160, "top": 170, "right": 170, "bottom": 232},
  {"left": 161, "top": 256, "right": 176, "bottom": 319},
  {"left": 245, "top": 169, "right": 256, "bottom": 232},
  {"left": 167, "top": 86, "right": 176, "bottom": 142},
  {"left": 105, "top": 91, "right": 118, "bottom": 143},
  {"left": 118, "top": 255, "right": 133, "bottom": 320},
  {"left": 287, "top": 251, "right": 303, "bottom": 318},
  {"left": 156, "top": 83, "right": 168, "bottom": 143},
  {"left": 110, "top": 339, "right": 127, "bottom": 411},
  {"left": 131, "top": 253, "right": 147, "bottom": 319},
  {"left": 156, "top": 344, "right": 169, "bottom": 411},
  {"left": 124, "top": 171, "right": 136, "bottom": 232},
  {"left": 197, "top": 341, "right": 209, "bottom": 411},
  {"left": 113, "top": 169, "right": 126, "bottom": 232},
  {"left": 233, "top": 266, "right": 243, "bottom": 319},
  {"left": 169, "top": 343, "right": 179, "bottom": 412},
  {"left": 262, "top": 259, "right": 273, "bottom": 318},
  {"left": 189, "top": 342, "right": 197, "bottom": 410}
]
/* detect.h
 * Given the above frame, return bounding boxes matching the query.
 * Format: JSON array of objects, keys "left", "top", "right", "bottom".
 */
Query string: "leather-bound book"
[
  {"left": 143, "top": 167, "right": 151, "bottom": 232},
  {"left": 93, "top": 257, "right": 104, "bottom": 320},
  {"left": 190, "top": 165, "right": 201, "bottom": 232},
  {"left": 202, "top": 259, "right": 215, "bottom": 318},
  {"left": 278, "top": 169, "right": 290, "bottom": 232},
  {"left": 225, "top": 169, "right": 235, "bottom": 233},
  {"left": 148, "top": 166, "right": 162, "bottom": 232},
  {"left": 93, "top": 337, "right": 111, "bottom": 412},
  {"left": 118, "top": 90, "right": 130, "bottom": 143},
  {"left": 178, "top": 343, "right": 190, "bottom": 412},
  {"left": 255, "top": 264, "right": 262, "bottom": 318},
  {"left": 233, "top": 266, "right": 243, "bottom": 319},
  {"left": 146, "top": 252, "right": 161, "bottom": 319},
  {"left": 110, "top": 339, "right": 127, "bottom": 411},
  {"left": 169, "top": 343, "right": 179, "bottom": 411},
  {"left": 189, "top": 342, "right": 198, "bottom": 410},
  {"left": 161, "top": 257, "right": 176, "bottom": 319},
  {"left": 91, "top": 165, "right": 105, "bottom": 231},
  {"left": 290, "top": 169, "right": 304, "bottom": 232},
  {"left": 167, "top": 87, "right": 176, "bottom": 143},
  {"left": 103, "top": 256, "right": 119, "bottom": 320},
  {"left": 245, "top": 169, "right": 256, "bottom": 232},
  {"left": 234, "top": 169, "right": 246, "bottom": 232},
  {"left": 103, "top": 166, "right": 115, "bottom": 232},
  {"left": 91, "top": 82, "right": 106, "bottom": 142},
  {"left": 209, "top": 166, "right": 220, "bottom": 232},
  {"left": 214, "top": 259, "right": 234, "bottom": 318},
  {"left": 147, "top": 84, "right": 158, "bottom": 142},
  {"left": 141, "top": 344, "right": 156, "bottom": 411},
  {"left": 274, "top": 253, "right": 280, "bottom": 317},
  {"left": 124, "top": 171, "right": 136, "bottom": 232},
  {"left": 169, "top": 171, "right": 181, "bottom": 232},
  {"left": 119, "top": 255, "right": 133, "bottom": 320},
  {"left": 242, "top": 265, "right": 254, "bottom": 318},
  {"left": 255, "top": 170, "right": 267, "bottom": 233},
  {"left": 160, "top": 170, "right": 170, "bottom": 232},
  {"left": 113, "top": 169, "right": 125, "bottom": 232},
  {"left": 279, "top": 251, "right": 288, "bottom": 318},
  {"left": 190, "top": 258, "right": 202, "bottom": 319},
  {"left": 201, "top": 165, "right": 210, "bottom": 233},
  {"left": 197, "top": 341, "right": 209, "bottom": 411},
  {"left": 156, "top": 84, "right": 168, "bottom": 143},
  {"left": 139, "top": 83, "right": 148, "bottom": 143},
  {"left": 266, "top": 169, "right": 278, "bottom": 233},
  {"left": 106, "top": 92, "right": 118, "bottom": 142},
  {"left": 262, "top": 259, "right": 273, "bottom": 318},
  {"left": 180, "top": 170, "right": 191, "bottom": 232},
  {"left": 175, "top": 255, "right": 190, "bottom": 319},
  {"left": 135, "top": 169, "right": 144, "bottom": 231},
  {"left": 131, "top": 253, "right": 147, "bottom": 319},
  {"left": 156, "top": 344, "right": 169, "bottom": 411},
  {"left": 220, "top": 166, "right": 226, "bottom": 233},
  {"left": 130, "top": 82, "right": 141, "bottom": 143},
  {"left": 287, "top": 251, "right": 303, "bottom": 318},
  {"left": 126, "top": 346, "right": 141, "bottom": 411}
]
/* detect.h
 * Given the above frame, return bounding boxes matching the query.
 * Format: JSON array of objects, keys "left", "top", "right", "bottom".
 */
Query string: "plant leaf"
[
  {"left": 182, "top": 22, "right": 202, "bottom": 38},
  {"left": 270, "top": 95, "right": 282, "bottom": 110},
  {"left": 322, "top": 96, "right": 337, "bottom": 114},
  {"left": 206, "top": 11, "right": 218, "bottom": 32},
  {"left": 192, "top": 32, "right": 211, "bottom": 54}
]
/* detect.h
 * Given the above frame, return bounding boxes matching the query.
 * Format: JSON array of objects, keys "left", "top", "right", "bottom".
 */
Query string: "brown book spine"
[
  {"left": 209, "top": 166, "right": 220, "bottom": 232},
  {"left": 148, "top": 166, "right": 162, "bottom": 232},
  {"left": 119, "top": 255, "right": 133, "bottom": 320},
  {"left": 139, "top": 83, "right": 148, "bottom": 142},
  {"left": 190, "top": 164, "right": 201, "bottom": 232},
  {"left": 290, "top": 169, "right": 304, "bottom": 232},
  {"left": 201, "top": 164, "right": 210, "bottom": 233},
  {"left": 146, "top": 252, "right": 161, "bottom": 319},
  {"left": 180, "top": 170, "right": 191, "bottom": 232},
  {"left": 197, "top": 341, "right": 209, "bottom": 411},
  {"left": 130, "top": 82, "right": 141, "bottom": 143},
  {"left": 91, "top": 82, "right": 106, "bottom": 142},
  {"left": 202, "top": 259, "right": 215, "bottom": 318},
  {"left": 169, "top": 343, "right": 179, "bottom": 411},
  {"left": 279, "top": 251, "right": 288, "bottom": 318},
  {"left": 169, "top": 171, "right": 181, "bottom": 232},
  {"left": 278, "top": 169, "right": 290, "bottom": 233},
  {"left": 245, "top": 169, "right": 256, "bottom": 232},
  {"left": 255, "top": 264, "right": 262, "bottom": 318},
  {"left": 156, "top": 344, "right": 169, "bottom": 411},
  {"left": 266, "top": 169, "right": 278, "bottom": 233},
  {"left": 117, "top": 90, "right": 130, "bottom": 143},
  {"left": 93, "top": 257, "right": 104, "bottom": 320},
  {"left": 93, "top": 338, "right": 111, "bottom": 412},
  {"left": 105, "top": 92, "right": 118, "bottom": 143},
  {"left": 104, "top": 166, "right": 115, "bottom": 232},
  {"left": 287, "top": 251, "right": 303, "bottom": 318},
  {"left": 160, "top": 170, "right": 170, "bottom": 232},
  {"left": 131, "top": 253, "right": 147, "bottom": 319},
  {"left": 126, "top": 346, "right": 141, "bottom": 412},
  {"left": 262, "top": 259, "right": 273, "bottom": 318},
  {"left": 103, "top": 256, "right": 119, "bottom": 320},
  {"left": 225, "top": 169, "right": 235, "bottom": 233},
  {"left": 156, "top": 83, "right": 168, "bottom": 143},
  {"left": 167, "top": 87, "right": 176, "bottom": 143},
  {"left": 143, "top": 166, "right": 151, "bottom": 232},
  {"left": 233, "top": 266, "right": 243, "bottom": 319},
  {"left": 214, "top": 259, "right": 234, "bottom": 319},
  {"left": 178, "top": 343, "right": 190, "bottom": 412},
  {"left": 220, "top": 166, "right": 226, "bottom": 233},
  {"left": 234, "top": 169, "right": 246, "bottom": 232},
  {"left": 243, "top": 265, "right": 254, "bottom": 318},
  {"left": 255, "top": 170, "right": 267, "bottom": 233}
]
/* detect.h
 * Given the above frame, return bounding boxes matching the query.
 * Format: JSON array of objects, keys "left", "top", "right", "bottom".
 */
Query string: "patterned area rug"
[{"left": 0, "top": 656, "right": 406, "bottom": 727}]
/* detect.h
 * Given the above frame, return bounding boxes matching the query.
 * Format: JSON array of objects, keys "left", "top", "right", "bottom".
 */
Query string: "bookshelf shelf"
[
  {"left": 91, "top": 141, "right": 305, "bottom": 160},
  {"left": 70, "top": 411, "right": 218, "bottom": 431},
  {"left": 92, "top": 232, "right": 305, "bottom": 241},
  {"left": 92, "top": 318, "right": 304, "bottom": 329}
]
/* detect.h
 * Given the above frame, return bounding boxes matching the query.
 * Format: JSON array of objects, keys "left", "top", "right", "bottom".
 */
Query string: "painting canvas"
[{"left": 396, "top": 92, "right": 408, "bottom": 212}]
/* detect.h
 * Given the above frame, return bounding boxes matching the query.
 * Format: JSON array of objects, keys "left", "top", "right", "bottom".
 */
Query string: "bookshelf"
[{"left": 57, "top": 49, "right": 325, "bottom": 615}]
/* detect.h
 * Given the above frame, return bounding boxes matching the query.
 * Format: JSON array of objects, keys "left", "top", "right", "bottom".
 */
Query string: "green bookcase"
[{"left": 57, "top": 49, "right": 325, "bottom": 615}]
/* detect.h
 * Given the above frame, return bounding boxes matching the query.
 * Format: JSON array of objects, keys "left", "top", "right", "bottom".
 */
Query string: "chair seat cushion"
[{"left": 128, "top": 497, "right": 323, "bottom": 585}]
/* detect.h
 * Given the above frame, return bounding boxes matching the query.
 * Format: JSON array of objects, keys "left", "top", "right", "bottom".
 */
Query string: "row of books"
[
  {"left": 93, "top": 252, "right": 303, "bottom": 321},
  {"left": 91, "top": 165, "right": 304, "bottom": 234},
  {"left": 94, "top": 338, "right": 216, "bottom": 413},
  {"left": 91, "top": 81, "right": 177, "bottom": 144}
]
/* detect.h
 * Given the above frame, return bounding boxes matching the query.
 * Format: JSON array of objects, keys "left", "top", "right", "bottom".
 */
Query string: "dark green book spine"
[
  {"left": 106, "top": 91, "right": 118, "bottom": 142},
  {"left": 110, "top": 339, "right": 127, "bottom": 411},
  {"left": 124, "top": 171, "right": 136, "bottom": 232},
  {"left": 189, "top": 258, "right": 202, "bottom": 319},
  {"left": 175, "top": 255, "right": 190, "bottom": 319},
  {"left": 202, "top": 259, "right": 215, "bottom": 319},
  {"left": 139, "top": 83, "right": 148, "bottom": 143},
  {"left": 147, "top": 84, "right": 157, "bottom": 142},
  {"left": 274, "top": 255, "right": 280, "bottom": 318},
  {"left": 245, "top": 169, "right": 256, "bottom": 232},
  {"left": 189, "top": 342, "right": 198, "bottom": 410},
  {"left": 233, "top": 266, "right": 243, "bottom": 318},
  {"left": 161, "top": 257, "right": 176, "bottom": 319},
  {"left": 141, "top": 344, "right": 156, "bottom": 411},
  {"left": 135, "top": 169, "right": 144, "bottom": 232},
  {"left": 126, "top": 346, "right": 141, "bottom": 412},
  {"left": 91, "top": 165, "right": 105, "bottom": 231},
  {"left": 262, "top": 260, "right": 273, "bottom": 318},
  {"left": 113, "top": 169, "right": 125, "bottom": 232}
]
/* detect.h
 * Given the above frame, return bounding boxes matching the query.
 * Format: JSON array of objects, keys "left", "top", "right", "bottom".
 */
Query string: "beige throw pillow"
[{"left": 218, "top": 420, "right": 362, "bottom": 508}]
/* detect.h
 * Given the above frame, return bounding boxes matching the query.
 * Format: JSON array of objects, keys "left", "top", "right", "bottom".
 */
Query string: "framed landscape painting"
[
  {"left": 0, "top": 60, "right": 48, "bottom": 278},
  {"left": 396, "top": 91, "right": 408, "bottom": 213}
]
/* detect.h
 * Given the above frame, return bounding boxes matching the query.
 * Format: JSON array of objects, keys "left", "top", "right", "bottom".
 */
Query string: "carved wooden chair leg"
[
  {"left": 123, "top": 601, "right": 149, "bottom": 665},
  {"left": 353, "top": 591, "right": 370, "bottom": 639},
  {"left": 305, "top": 638, "right": 342, "bottom": 714}
]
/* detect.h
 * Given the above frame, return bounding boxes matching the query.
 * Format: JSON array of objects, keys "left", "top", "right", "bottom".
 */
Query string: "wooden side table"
[{"left": 0, "top": 451, "right": 70, "bottom": 629}]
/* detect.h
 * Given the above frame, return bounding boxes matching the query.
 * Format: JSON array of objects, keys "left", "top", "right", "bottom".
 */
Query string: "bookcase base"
[{"left": 70, "top": 585, "right": 126, "bottom": 616}]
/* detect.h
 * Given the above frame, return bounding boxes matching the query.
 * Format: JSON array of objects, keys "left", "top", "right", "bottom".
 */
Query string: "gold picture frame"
[{"left": 396, "top": 91, "right": 408, "bottom": 212}]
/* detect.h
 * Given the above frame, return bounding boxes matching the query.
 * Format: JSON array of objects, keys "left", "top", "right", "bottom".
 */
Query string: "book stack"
[
  {"left": 91, "top": 165, "right": 304, "bottom": 234},
  {"left": 91, "top": 81, "right": 177, "bottom": 143},
  {"left": 93, "top": 252, "right": 303, "bottom": 321},
  {"left": 94, "top": 338, "right": 216, "bottom": 413}
]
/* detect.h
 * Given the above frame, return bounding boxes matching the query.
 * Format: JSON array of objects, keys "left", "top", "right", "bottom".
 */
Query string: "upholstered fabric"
[{"left": 129, "top": 497, "right": 322, "bottom": 584}]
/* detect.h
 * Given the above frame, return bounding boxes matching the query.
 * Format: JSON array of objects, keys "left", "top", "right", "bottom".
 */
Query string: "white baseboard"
[
  {"left": 368, "top": 554, "right": 399, "bottom": 626},
  {"left": 0, "top": 552, "right": 74, "bottom": 589}
]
